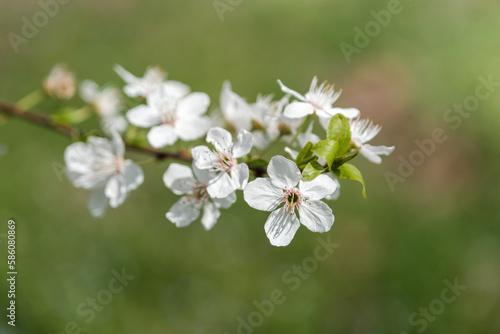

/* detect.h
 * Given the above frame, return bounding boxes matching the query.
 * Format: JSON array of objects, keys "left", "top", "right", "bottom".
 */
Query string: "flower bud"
[{"left": 43, "top": 64, "right": 76, "bottom": 100}]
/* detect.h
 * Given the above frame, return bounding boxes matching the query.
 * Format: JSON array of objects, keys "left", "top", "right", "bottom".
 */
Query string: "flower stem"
[
  {"left": 16, "top": 90, "right": 43, "bottom": 110},
  {"left": 289, "top": 114, "right": 314, "bottom": 147}
]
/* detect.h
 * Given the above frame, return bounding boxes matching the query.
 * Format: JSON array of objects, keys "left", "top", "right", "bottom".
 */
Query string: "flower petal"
[
  {"left": 79, "top": 80, "right": 99, "bottom": 103},
  {"left": 212, "top": 192, "right": 237, "bottom": 209},
  {"left": 175, "top": 116, "right": 210, "bottom": 142},
  {"left": 147, "top": 124, "right": 178, "bottom": 148},
  {"left": 122, "top": 160, "right": 144, "bottom": 191},
  {"left": 360, "top": 145, "right": 395, "bottom": 164},
  {"left": 298, "top": 200, "right": 334, "bottom": 233},
  {"left": 265, "top": 208, "right": 301, "bottom": 247},
  {"left": 230, "top": 163, "right": 249, "bottom": 190},
  {"left": 163, "top": 80, "right": 191, "bottom": 99},
  {"left": 166, "top": 197, "right": 201, "bottom": 228},
  {"left": 192, "top": 162, "right": 216, "bottom": 184},
  {"left": 177, "top": 92, "right": 210, "bottom": 117},
  {"left": 283, "top": 101, "right": 315, "bottom": 119},
  {"left": 163, "top": 163, "right": 196, "bottom": 195},
  {"left": 207, "top": 172, "right": 235, "bottom": 198},
  {"left": 327, "top": 107, "right": 360, "bottom": 119},
  {"left": 126, "top": 105, "right": 161, "bottom": 128},
  {"left": 277, "top": 79, "right": 306, "bottom": 101},
  {"left": 206, "top": 127, "right": 233, "bottom": 152},
  {"left": 243, "top": 178, "right": 282, "bottom": 212},
  {"left": 232, "top": 129, "right": 254, "bottom": 158},
  {"left": 201, "top": 202, "right": 221, "bottom": 231},
  {"left": 267, "top": 155, "right": 301, "bottom": 189},
  {"left": 105, "top": 175, "right": 127, "bottom": 208},
  {"left": 192, "top": 145, "right": 218, "bottom": 170},
  {"left": 87, "top": 188, "right": 108, "bottom": 218},
  {"left": 325, "top": 175, "right": 341, "bottom": 201},
  {"left": 299, "top": 174, "right": 337, "bottom": 201}
]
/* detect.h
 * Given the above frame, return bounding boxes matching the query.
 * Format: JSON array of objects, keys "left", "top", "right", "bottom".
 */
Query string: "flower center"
[
  {"left": 282, "top": 187, "right": 304, "bottom": 214},
  {"left": 214, "top": 150, "right": 236, "bottom": 172},
  {"left": 191, "top": 183, "right": 210, "bottom": 202}
]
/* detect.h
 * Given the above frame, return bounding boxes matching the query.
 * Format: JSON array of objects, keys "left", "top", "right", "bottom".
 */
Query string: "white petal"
[
  {"left": 147, "top": 124, "right": 178, "bottom": 148},
  {"left": 299, "top": 174, "right": 337, "bottom": 201},
  {"left": 175, "top": 116, "right": 210, "bottom": 141},
  {"left": 110, "top": 131, "right": 125, "bottom": 157},
  {"left": 87, "top": 188, "right": 108, "bottom": 218},
  {"left": 207, "top": 172, "right": 235, "bottom": 198},
  {"left": 64, "top": 142, "right": 92, "bottom": 174},
  {"left": 126, "top": 105, "right": 161, "bottom": 128},
  {"left": 166, "top": 197, "right": 201, "bottom": 228},
  {"left": 101, "top": 115, "right": 128, "bottom": 135},
  {"left": 298, "top": 200, "right": 334, "bottom": 233},
  {"left": 220, "top": 81, "right": 253, "bottom": 131},
  {"left": 283, "top": 101, "right": 315, "bottom": 118},
  {"left": 232, "top": 129, "right": 254, "bottom": 158},
  {"left": 327, "top": 107, "right": 360, "bottom": 119},
  {"left": 325, "top": 175, "right": 341, "bottom": 201},
  {"left": 121, "top": 160, "right": 144, "bottom": 191},
  {"left": 277, "top": 79, "right": 306, "bottom": 101},
  {"left": 201, "top": 202, "right": 221, "bottom": 231},
  {"left": 360, "top": 145, "right": 394, "bottom": 164},
  {"left": 114, "top": 64, "right": 137, "bottom": 85},
  {"left": 177, "top": 92, "right": 210, "bottom": 117},
  {"left": 230, "top": 163, "right": 249, "bottom": 190},
  {"left": 163, "top": 80, "right": 191, "bottom": 99},
  {"left": 79, "top": 80, "right": 99, "bottom": 103},
  {"left": 206, "top": 127, "right": 233, "bottom": 152},
  {"left": 192, "top": 145, "right": 218, "bottom": 170},
  {"left": 192, "top": 163, "right": 216, "bottom": 185},
  {"left": 284, "top": 147, "right": 299, "bottom": 160},
  {"left": 212, "top": 192, "right": 237, "bottom": 209},
  {"left": 105, "top": 175, "right": 127, "bottom": 208},
  {"left": 267, "top": 155, "right": 301, "bottom": 189},
  {"left": 243, "top": 178, "right": 282, "bottom": 212},
  {"left": 163, "top": 163, "right": 196, "bottom": 195},
  {"left": 265, "top": 208, "right": 301, "bottom": 247}
]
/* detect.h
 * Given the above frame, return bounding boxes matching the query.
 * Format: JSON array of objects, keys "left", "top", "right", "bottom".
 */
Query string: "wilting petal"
[
  {"left": 265, "top": 208, "right": 301, "bottom": 247},
  {"left": 163, "top": 163, "right": 196, "bottom": 195},
  {"left": 147, "top": 124, "right": 178, "bottom": 148},
  {"left": 232, "top": 130, "right": 254, "bottom": 158},
  {"left": 201, "top": 201, "right": 221, "bottom": 231},
  {"left": 126, "top": 105, "right": 161, "bottom": 128},
  {"left": 207, "top": 172, "right": 235, "bottom": 198},
  {"left": 283, "top": 101, "right": 315, "bottom": 119},
  {"left": 175, "top": 116, "right": 210, "bottom": 142},
  {"left": 230, "top": 163, "right": 249, "bottom": 190},
  {"left": 243, "top": 178, "right": 282, "bottom": 211},
  {"left": 166, "top": 197, "right": 201, "bottom": 228},
  {"left": 177, "top": 92, "right": 210, "bottom": 117},
  {"left": 192, "top": 145, "right": 219, "bottom": 170},
  {"left": 87, "top": 188, "right": 108, "bottom": 218},
  {"left": 299, "top": 174, "right": 337, "bottom": 201},
  {"left": 267, "top": 155, "right": 301, "bottom": 189},
  {"left": 206, "top": 127, "right": 233, "bottom": 152},
  {"left": 298, "top": 200, "right": 334, "bottom": 233}
]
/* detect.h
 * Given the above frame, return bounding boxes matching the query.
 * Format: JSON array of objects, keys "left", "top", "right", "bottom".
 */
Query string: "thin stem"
[
  {"left": 289, "top": 114, "right": 314, "bottom": 147},
  {"left": 16, "top": 90, "right": 44, "bottom": 110}
]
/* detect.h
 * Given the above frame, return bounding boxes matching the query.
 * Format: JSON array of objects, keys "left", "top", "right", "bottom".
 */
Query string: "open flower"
[
  {"left": 163, "top": 163, "right": 236, "bottom": 230},
  {"left": 219, "top": 81, "right": 253, "bottom": 131},
  {"left": 79, "top": 80, "right": 127, "bottom": 134},
  {"left": 278, "top": 76, "right": 359, "bottom": 119},
  {"left": 349, "top": 117, "right": 395, "bottom": 164},
  {"left": 192, "top": 127, "right": 253, "bottom": 198},
  {"left": 64, "top": 132, "right": 144, "bottom": 218},
  {"left": 244, "top": 156, "right": 336, "bottom": 246},
  {"left": 43, "top": 64, "right": 76, "bottom": 99},
  {"left": 126, "top": 83, "right": 210, "bottom": 148}
]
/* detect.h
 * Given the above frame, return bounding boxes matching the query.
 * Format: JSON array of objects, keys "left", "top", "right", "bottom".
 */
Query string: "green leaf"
[
  {"left": 51, "top": 107, "right": 91, "bottom": 125},
  {"left": 333, "top": 163, "right": 366, "bottom": 198},
  {"left": 332, "top": 151, "right": 359, "bottom": 169},
  {"left": 247, "top": 158, "right": 268, "bottom": 171},
  {"left": 295, "top": 141, "right": 317, "bottom": 169},
  {"left": 327, "top": 114, "right": 351, "bottom": 155},
  {"left": 302, "top": 160, "right": 327, "bottom": 182},
  {"left": 312, "top": 139, "right": 339, "bottom": 169}
]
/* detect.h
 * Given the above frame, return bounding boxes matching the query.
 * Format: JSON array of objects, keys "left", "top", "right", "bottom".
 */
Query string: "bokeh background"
[{"left": 1, "top": 0, "right": 500, "bottom": 333}]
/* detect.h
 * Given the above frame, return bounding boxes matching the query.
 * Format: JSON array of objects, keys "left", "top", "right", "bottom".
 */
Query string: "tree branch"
[{"left": 0, "top": 100, "right": 267, "bottom": 175}]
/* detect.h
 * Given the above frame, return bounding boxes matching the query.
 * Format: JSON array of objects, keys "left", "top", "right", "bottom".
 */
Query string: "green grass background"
[{"left": 1, "top": 0, "right": 500, "bottom": 333}]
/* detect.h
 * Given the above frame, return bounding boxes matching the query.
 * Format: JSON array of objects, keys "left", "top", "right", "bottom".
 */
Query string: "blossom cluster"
[{"left": 39, "top": 64, "right": 394, "bottom": 246}]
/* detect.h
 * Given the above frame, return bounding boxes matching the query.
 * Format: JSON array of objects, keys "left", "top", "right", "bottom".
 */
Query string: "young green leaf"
[
  {"left": 295, "top": 141, "right": 317, "bottom": 169},
  {"left": 327, "top": 114, "right": 351, "bottom": 156},
  {"left": 312, "top": 139, "right": 339, "bottom": 169},
  {"left": 333, "top": 163, "right": 366, "bottom": 198},
  {"left": 302, "top": 160, "right": 327, "bottom": 182},
  {"left": 332, "top": 151, "right": 359, "bottom": 169}
]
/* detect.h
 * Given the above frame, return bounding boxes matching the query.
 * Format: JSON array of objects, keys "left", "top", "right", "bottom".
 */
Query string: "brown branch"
[{"left": 0, "top": 100, "right": 266, "bottom": 175}]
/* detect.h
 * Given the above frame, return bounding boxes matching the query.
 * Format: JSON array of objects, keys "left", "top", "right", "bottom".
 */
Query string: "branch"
[{"left": 0, "top": 100, "right": 267, "bottom": 175}]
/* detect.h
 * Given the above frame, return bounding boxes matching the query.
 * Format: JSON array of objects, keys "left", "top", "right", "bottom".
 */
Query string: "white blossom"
[
  {"left": 163, "top": 163, "right": 236, "bottom": 230},
  {"left": 43, "top": 64, "right": 76, "bottom": 100},
  {"left": 192, "top": 127, "right": 253, "bottom": 198},
  {"left": 244, "top": 156, "right": 336, "bottom": 246},
  {"left": 126, "top": 83, "right": 210, "bottom": 148},
  {"left": 219, "top": 81, "right": 253, "bottom": 131},
  {"left": 64, "top": 132, "right": 144, "bottom": 218},
  {"left": 278, "top": 76, "right": 359, "bottom": 119},
  {"left": 79, "top": 80, "right": 127, "bottom": 134},
  {"left": 350, "top": 117, "right": 395, "bottom": 164}
]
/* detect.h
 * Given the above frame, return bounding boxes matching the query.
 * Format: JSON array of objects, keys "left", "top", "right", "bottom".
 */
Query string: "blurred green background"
[{"left": 1, "top": 0, "right": 500, "bottom": 333}]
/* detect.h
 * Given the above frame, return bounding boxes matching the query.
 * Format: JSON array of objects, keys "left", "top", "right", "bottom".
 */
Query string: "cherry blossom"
[
  {"left": 243, "top": 156, "right": 337, "bottom": 246},
  {"left": 43, "top": 64, "right": 76, "bottom": 100},
  {"left": 192, "top": 127, "right": 253, "bottom": 198},
  {"left": 163, "top": 163, "right": 236, "bottom": 230}
]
